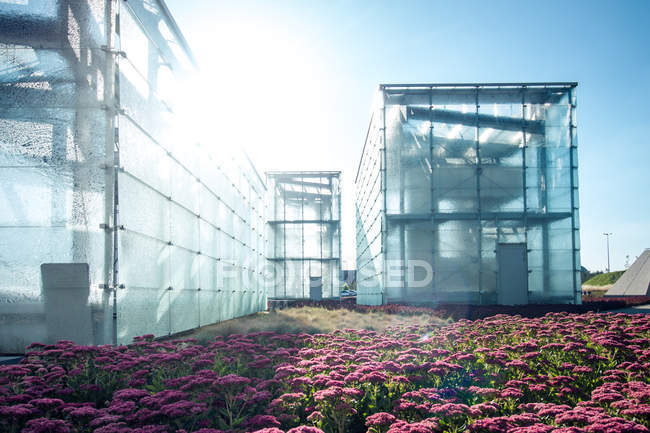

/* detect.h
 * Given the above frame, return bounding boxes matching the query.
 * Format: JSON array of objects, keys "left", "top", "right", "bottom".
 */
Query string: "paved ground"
[
  {"left": 610, "top": 303, "right": 650, "bottom": 314},
  {"left": 0, "top": 355, "right": 23, "bottom": 365}
]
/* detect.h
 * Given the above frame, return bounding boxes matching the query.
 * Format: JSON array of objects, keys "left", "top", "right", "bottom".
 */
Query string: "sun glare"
[{"left": 175, "top": 20, "right": 329, "bottom": 173}]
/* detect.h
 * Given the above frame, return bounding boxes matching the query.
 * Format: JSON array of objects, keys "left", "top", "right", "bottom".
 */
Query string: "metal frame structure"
[
  {"left": 267, "top": 171, "right": 341, "bottom": 299},
  {"left": 356, "top": 83, "right": 580, "bottom": 306}
]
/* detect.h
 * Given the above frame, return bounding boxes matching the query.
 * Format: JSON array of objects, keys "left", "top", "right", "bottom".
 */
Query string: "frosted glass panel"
[
  {"left": 171, "top": 204, "right": 199, "bottom": 251},
  {"left": 433, "top": 167, "right": 477, "bottom": 212},
  {"left": 117, "top": 286, "right": 170, "bottom": 344},
  {"left": 0, "top": 45, "right": 109, "bottom": 353},
  {"left": 120, "top": 232, "right": 170, "bottom": 291},
  {"left": 170, "top": 288, "right": 199, "bottom": 334},
  {"left": 119, "top": 116, "right": 171, "bottom": 196},
  {"left": 199, "top": 289, "right": 220, "bottom": 326},
  {"left": 200, "top": 221, "right": 219, "bottom": 259},
  {"left": 118, "top": 231, "right": 171, "bottom": 343},
  {"left": 119, "top": 173, "right": 170, "bottom": 241},
  {"left": 0, "top": 167, "right": 70, "bottom": 226},
  {"left": 480, "top": 167, "right": 524, "bottom": 212},
  {"left": 171, "top": 163, "right": 201, "bottom": 214},
  {"left": 119, "top": 6, "right": 150, "bottom": 77},
  {"left": 171, "top": 246, "right": 199, "bottom": 290}
]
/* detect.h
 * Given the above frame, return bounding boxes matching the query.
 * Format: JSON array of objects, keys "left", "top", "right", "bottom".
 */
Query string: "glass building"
[
  {"left": 267, "top": 172, "right": 341, "bottom": 299},
  {"left": 0, "top": 0, "right": 268, "bottom": 352},
  {"left": 356, "top": 83, "right": 580, "bottom": 306}
]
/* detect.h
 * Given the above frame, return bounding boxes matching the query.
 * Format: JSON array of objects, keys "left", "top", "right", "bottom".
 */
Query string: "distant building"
[
  {"left": 266, "top": 172, "right": 342, "bottom": 300},
  {"left": 356, "top": 83, "right": 580, "bottom": 306}
]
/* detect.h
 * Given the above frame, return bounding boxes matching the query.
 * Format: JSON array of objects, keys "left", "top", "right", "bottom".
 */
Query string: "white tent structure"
[{"left": 606, "top": 250, "right": 650, "bottom": 296}]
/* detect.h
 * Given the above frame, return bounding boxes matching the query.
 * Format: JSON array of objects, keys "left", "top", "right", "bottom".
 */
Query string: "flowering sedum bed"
[{"left": 1, "top": 312, "right": 649, "bottom": 433}]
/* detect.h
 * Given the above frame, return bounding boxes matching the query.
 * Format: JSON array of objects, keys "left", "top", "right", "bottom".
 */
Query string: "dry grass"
[
  {"left": 582, "top": 286, "right": 611, "bottom": 297},
  {"left": 182, "top": 306, "right": 449, "bottom": 343}
]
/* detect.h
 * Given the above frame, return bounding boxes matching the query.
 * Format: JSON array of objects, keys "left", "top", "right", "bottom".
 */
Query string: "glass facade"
[
  {"left": 267, "top": 172, "right": 341, "bottom": 299},
  {"left": 0, "top": 0, "right": 268, "bottom": 352},
  {"left": 356, "top": 84, "right": 580, "bottom": 306}
]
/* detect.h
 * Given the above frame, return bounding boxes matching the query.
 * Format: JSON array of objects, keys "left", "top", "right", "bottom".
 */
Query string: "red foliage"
[{"left": 291, "top": 298, "right": 650, "bottom": 320}]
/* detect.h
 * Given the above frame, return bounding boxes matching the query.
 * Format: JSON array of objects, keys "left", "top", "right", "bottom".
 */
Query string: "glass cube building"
[
  {"left": 0, "top": 0, "right": 268, "bottom": 352},
  {"left": 356, "top": 83, "right": 580, "bottom": 306},
  {"left": 267, "top": 172, "right": 341, "bottom": 299}
]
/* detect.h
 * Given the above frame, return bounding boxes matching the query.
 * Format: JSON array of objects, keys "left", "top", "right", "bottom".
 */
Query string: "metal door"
[
  {"left": 41, "top": 263, "right": 93, "bottom": 345},
  {"left": 309, "top": 276, "right": 323, "bottom": 300},
  {"left": 497, "top": 243, "right": 528, "bottom": 305}
]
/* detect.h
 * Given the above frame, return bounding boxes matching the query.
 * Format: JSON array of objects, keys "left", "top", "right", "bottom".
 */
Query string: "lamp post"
[{"left": 603, "top": 233, "right": 612, "bottom": 273}]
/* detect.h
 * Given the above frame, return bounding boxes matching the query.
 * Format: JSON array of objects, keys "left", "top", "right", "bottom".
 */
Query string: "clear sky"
[{"left": 166, "top": 0, "right": 650, "bottom": 272}]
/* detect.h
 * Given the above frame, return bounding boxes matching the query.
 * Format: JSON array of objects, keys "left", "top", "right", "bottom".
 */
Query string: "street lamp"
[{"left": 603, "top": 233, "right": 612, "bottom": 273}]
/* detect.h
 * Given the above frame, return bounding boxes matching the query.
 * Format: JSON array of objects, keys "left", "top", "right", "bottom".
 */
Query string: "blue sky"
[{"left": 166, "top": 0, "right": 650, "bottom": 271}]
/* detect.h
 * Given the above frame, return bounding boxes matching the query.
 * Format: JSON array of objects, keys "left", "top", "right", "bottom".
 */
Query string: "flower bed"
[
  {"left": 582, "top": 296, "right": 650, "bottom": 307},
  {"left": 291, "top": 298, "right": 650, "bottom": 320},
  {"left": 1, "top": 312, "right": 649, "bottom": 433}
]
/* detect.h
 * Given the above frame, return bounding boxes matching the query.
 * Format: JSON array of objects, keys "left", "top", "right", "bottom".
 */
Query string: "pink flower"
[
  {"left": 287, "top": 427, "right": 325, "bottom": 433},
  {"left": 509, "top": 424, "right": 554, "bottom": 433},
  {"left": 342, "top": 387, "right": 364, "bottom": 398},
  {"left": 306, "top": 411, "right": 324, "bottom": 422},
  {"left": 470, "top": 402, "right": 499, "bottom": 416},
  {"left": 0, "top": 403, "right": 39, "bottom": 418},
  {"left": 500, "top": 387, "right": 525, "bottom": 399},
  {"left": 159, "top": 400, "right": 206, "bottom": 417},
  {"left": 366, "top": 412, "right": 396, "bottom": 427},
  {"left": 428, "top": 403, "right": 470, "bottom": 418},
  {"left": 193, "top": 429, "right": 227, "bottom": 433},
  {"left": 280, "top": 392, "right": 306, "bottom": 401},
  {"left": 468, "top": 386, "right": 498, "bottom": 397},
  {"left": 29, "top": 398, "right": 64, "bottom": 409},
  {"left": 361, "top": 371, "right": 388, "bottom": 384},
  {"left": 314, "top": 387, "right": 343, "bottom": 401},
  {"left": 68, "top": 406, "right": 100, "bottom": 418},
  {"left": 387, "top": 418, "right": 439, "bottom": 433},
  {"left": 89, "top": 415, "right": 123, "bottom": 427},
  {"left": 215, "top": 374, "right": 251, "bottom": 387},
  {"left": 469, "top": 417, "right": 516, "bottom": 432},
  {"left": 113, "top": 388, "right": 149, "bottom": 401},
  {"left": 22, "top": 417, "right": 71, "bottom": 433},
  {"left": 621, "top": 405, "right": 650, "bottom": 417},
  {"left": 245, "top": 414, "right": 282, "bottom": 428}
]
